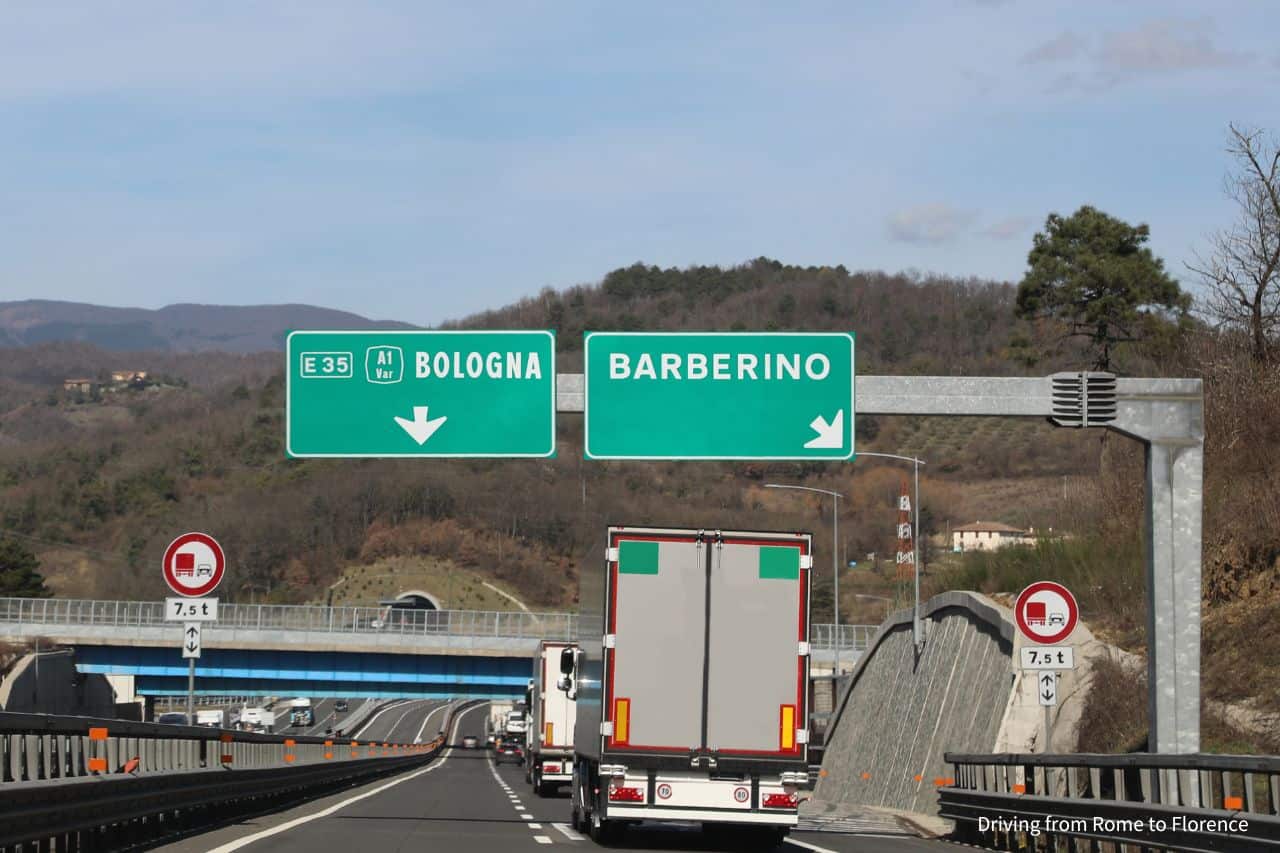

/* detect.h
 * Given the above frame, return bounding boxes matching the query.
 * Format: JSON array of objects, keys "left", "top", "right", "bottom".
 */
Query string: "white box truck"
[
  {"left": 194, "top": 709, "right": 226, "bottom": 728},
  {"left": 525, "top": 640, "right": 577, "bottom": 796},
  {"left": 568, "top": 526, "right": 812, "bottom": 846}
]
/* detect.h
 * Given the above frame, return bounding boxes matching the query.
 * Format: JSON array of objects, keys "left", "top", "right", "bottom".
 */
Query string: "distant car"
[
  {"left": 156, "top": 712, "right": 189, "bottom": 726},
  {"left": 495, "top": 738, "right": 523, "bottom": 765},
  {"left": 334, "top": 700, "right": 349, "bottom": 712},
  {"left": 462, "top": 735, "right": 479, "bottom": 749}
]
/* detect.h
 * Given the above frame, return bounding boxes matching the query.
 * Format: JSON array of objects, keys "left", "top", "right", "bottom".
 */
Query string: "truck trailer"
[
  {"left": 568, "top": 526, "right": 812, "bottom": 846},
  {"left": 525, "top": 640, "right": 578, "bottom": 796}
]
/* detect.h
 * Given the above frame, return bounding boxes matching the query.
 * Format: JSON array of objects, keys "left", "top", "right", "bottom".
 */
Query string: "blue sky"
[{"left": 2, "top": 1, "right": 1277, "bottom": 324}]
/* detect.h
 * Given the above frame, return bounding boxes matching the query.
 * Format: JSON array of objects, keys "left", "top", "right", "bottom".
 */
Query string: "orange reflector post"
[
  {"left": 861, "top": 772, "right": 871, "bottom": 780},
  {"left": 1225, "top": 796, "right": 1243, "bottom": 810},
  {"left": 324, "top": 740, "right": 333, "bottom": 747},
  {"left": 1012, "top": 783, "right": 1026, "bottom": 794},
  {"left": 284, "top": 754, "right": 295, "bottom": 762},
  {"left": 612, "top": 698, "right": 630, "bottom": 745},
  {"left": 779, "top": 705, "right": 796, "bottom": 751},
  {"left": 933, "top": 777, "right": 946, "bottom": 786},
  {"left": 220, "top": 733, "right": 233, "bottom": 744},
  {"left": 819, "top": 769, "right": 828, "bottom": 778},
  {"left": 945, "top": 777, "right": 955, "bottom": 786},
  {"left": 88, "top": 757, "right": 107, "bottom": 772},
  {"left": 88, "top": 727, "right": 108, "bottom": 741},
  {"left": 221, "top": 754, "right": 234, "bottom": 764},
  {"left": 325, "top": 752, "right": 334, "bottom": 759},
  {"left": 284, "top": 739, "right": 296, "bottom": 747}
]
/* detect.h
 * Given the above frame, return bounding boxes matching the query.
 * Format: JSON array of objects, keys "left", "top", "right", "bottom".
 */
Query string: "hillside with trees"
[{"left": 0, "top": 248, "right": 1276, "bottom": 746}]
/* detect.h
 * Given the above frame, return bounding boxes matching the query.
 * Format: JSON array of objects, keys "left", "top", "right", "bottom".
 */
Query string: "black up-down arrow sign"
[{"left": 186, "top": 626, "right": 199, "bottom": 638}]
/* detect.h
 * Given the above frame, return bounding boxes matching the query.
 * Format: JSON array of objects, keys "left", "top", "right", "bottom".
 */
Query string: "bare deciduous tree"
[{"left": 1189, "top": 124, "right": 1280, "bottom": 362}]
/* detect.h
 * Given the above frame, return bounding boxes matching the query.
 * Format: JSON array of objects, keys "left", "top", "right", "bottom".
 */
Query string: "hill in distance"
[{"left": 0, "top": 300, "right": 415, "bottom": 353}]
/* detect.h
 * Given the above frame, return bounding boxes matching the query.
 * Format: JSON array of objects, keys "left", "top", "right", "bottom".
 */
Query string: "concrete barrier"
[{"left": 815, "top": 591, "right": 1015, "bottom": 817}]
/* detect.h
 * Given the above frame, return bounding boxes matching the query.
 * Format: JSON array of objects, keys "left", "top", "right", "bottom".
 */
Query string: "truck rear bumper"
[{"left": 603, "top": 805, "right": 797, "bottom": 826}]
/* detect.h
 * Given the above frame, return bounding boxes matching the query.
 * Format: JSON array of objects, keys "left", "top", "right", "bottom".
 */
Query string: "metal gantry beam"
[{"left": 556, "top": 372, "right": 1206, "bottom": 754}]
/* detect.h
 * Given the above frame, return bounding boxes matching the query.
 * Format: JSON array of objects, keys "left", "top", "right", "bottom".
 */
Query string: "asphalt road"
[{"left": 155, "top": 702, "right": 953, "bottom": 853}]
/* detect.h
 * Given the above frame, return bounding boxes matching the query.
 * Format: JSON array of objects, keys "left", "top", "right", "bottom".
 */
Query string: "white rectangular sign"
[
  {"left": 165, "top": 597, "right": 219, "bottom": 622},
  {"left": 1020, "top": 646, "right": 1074, "bottom": 670},
  {"left": 182, "top": 622, "right": 202, "bottom": 659},
  {"left": 1036, "top": 671, "right": 1057, "bottom": 706}
]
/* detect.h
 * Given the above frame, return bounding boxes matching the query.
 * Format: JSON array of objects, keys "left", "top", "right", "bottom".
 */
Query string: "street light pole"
[
  {"left": 765, "top": 483, "right": 844, "bottom": 673},
  {"left": 854, "top": 451, "right": 926, "bottom": 652}
]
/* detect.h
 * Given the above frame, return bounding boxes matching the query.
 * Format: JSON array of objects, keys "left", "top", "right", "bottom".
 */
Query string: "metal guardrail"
[
  {"left": 0, "top": 703, "right": 471, "bottom": 849},
  {"left": 941, "top": 752, "right": 1280, "bottom": 852},
  {"left": 0, "top": 597, "right": 873, "bottom": 651}
]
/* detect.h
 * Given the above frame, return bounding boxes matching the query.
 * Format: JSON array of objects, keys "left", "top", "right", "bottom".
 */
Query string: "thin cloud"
[
  {"left": 1098, "top": 18, "right": 1251, "bottom": 74},
  {"left": 982, "top": 216, "right": 1035, "bottom": 240},
  {"left": 1021, "top": 31, "right": 1086, "bottom": 65},
  {"left": 886, "top": 204, "right": 978, "bottom": 246}
]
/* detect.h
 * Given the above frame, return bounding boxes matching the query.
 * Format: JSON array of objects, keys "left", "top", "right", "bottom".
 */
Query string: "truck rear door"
[
  {"left": 606, "top": 530, "right": 706, "bottom": 754},
  {"left": 705, "top": 532, "right": 809, "bottom": 759}
]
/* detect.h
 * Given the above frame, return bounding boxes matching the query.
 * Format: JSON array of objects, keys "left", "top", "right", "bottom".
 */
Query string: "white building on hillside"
[{"left": 951, "top": 521, "right": 1031, "bottom": 552}]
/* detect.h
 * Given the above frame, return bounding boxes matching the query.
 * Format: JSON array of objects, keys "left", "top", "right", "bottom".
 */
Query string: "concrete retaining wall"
[
  {"left": 0, "top": 650, "right": 117, "bottom": 716},
  {"left": 815, "top": 591, "right": 1015, "bottom": 816}
]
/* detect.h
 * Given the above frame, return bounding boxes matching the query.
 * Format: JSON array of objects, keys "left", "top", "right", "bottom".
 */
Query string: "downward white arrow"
[
  {"left": 804, "top": 409, "right": 844, "bottom": 449},
  {"left": 394, "top": 406, "right": 447, "bottom": 445}
]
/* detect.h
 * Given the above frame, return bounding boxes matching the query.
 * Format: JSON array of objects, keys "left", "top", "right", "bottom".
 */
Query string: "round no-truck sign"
[
  {"left": 162, "top": 532, "right": 225, "bottom": 597},
  {"left": 1014, "top": 581, "right": 1078, "bottom": 645}
]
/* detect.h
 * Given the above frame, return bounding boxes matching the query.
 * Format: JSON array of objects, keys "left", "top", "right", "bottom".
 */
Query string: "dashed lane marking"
[
  {"left": 784, "top": 839, "right": 841, "bottom": 853},
  {"left": 205, "top": 702, "right": 487, "bottom": 853},
  {"left": 534, "top": 837, "right": 552, "bottom": 845},
  {"left": 552, "top": 823, "right": 584, "bottom": 841}
]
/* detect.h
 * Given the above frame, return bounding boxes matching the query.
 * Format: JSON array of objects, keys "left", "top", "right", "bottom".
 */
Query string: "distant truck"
[
  {"left": 525, "top": 641, "right": 577, "bottom": 796},
  {"left": 194, "top": 709, "right": 226, "bottom": 728},
  {"left": 289, "top": 698, "right": 314, "bottom": 727},
  {"left": 568, "top": 526, "right": 812, "bottom": 846},
  {"left": 487, "top": 701, "right": 514, "bottom": 746},
  {"left": 240, "top": 707, "right": 275, "bottom": 733},
  {"left": 504, "top": 707, "right": 527, "bottom": 736}
]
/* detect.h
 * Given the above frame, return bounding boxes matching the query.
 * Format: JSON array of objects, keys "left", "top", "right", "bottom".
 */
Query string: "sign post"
[
  {"left": 1014, "top": 581, "right": 1079, "bottom": 754},
  {"left": 583, "top": 332, "right": 855, "bottom": 460},
  {"left": 286, "top": 330, "right": 556, "bottom": 458},
  {"left": 163, "top": 532, "right": 225, "bottom": 724}
]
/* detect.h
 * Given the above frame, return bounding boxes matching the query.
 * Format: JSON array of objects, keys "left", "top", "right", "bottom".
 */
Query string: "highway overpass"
[{"left": 0, "top": 597, "right": 870, "bottom": 699}]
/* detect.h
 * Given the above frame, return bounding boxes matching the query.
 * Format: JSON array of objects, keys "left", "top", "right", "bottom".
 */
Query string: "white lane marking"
[
  {"left": 348, "top": 699, "right": 408, "bottom": 739},
  {"left": 521, "top": 813, "right": 534, "bottom": 820},
  {"left": 534, "top": 837, "right": 552, "bottom": 845},
  {"left": 414, "top": 700, "right": 452, "bottom": 743},
  {"left": 784, "top": 839, "right": 841, "bottom": 853},
  {"left": 529, "top": 823, "right": 542, "bottom": 829},
  {"left": 552, "top": 823, "right": 584, "bottom": 841},
  {"left": 384, "top": 699, "right": 432, "bottom": 741},
  {"left": 206, "top": 702, "right": 487, "bottom": 853}
]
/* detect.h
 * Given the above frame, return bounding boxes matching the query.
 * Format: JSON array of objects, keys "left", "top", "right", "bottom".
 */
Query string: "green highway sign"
[
  {"left": 584, "top": 332, "right": 855, "bottom": 460},
  {"left": 286, "top": 330, "right": 555, "bottom": 458}
]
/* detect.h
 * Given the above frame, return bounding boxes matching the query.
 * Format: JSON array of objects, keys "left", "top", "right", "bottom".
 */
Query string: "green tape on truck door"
[
  {"left": 618, "top": 540, "right": 660, "bottom": 574},
  {"left": 758, "top": 546, "right": 800, "bottom": 580}
]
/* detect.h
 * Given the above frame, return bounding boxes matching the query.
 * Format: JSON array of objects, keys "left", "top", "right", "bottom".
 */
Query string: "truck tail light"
[
  {"left": 763, "top": 793, "right": 798, "bottom": 809},
  {"left": 608, "top": 785, "right": 644, "bottom": 803},
  {"left": 613, "top": 697, "right": 630, "bottom": 745},
  {"left": 544, "top": 761, "right": 561, "bottom": 773},
  {"left": 779, "top": 705, "right": 796, "bottom": 751}
]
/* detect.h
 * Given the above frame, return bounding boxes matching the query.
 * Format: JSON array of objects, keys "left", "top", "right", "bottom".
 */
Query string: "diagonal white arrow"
[
  {"left": 804, "top": 409, "right": 844, "bottom": 449},
  {"left": 394, "top": 406, "right": 447, "bottom": 445}
]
